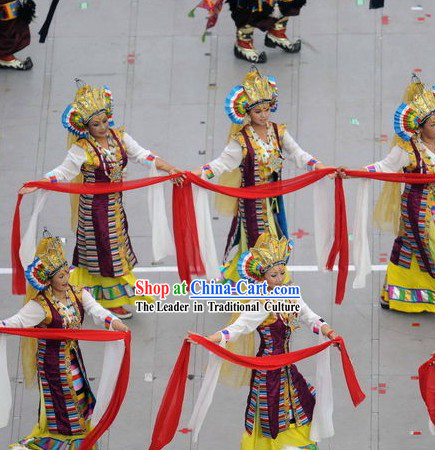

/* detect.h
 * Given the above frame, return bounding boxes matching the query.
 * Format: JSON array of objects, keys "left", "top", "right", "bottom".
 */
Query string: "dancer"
[
  {"left": 19, "top": 81, "right": 184, "bottom": 318},
  {"left": 0, "top": 0, "right": 34, "bottom": 70},
  {"left": 188, "top": 232, "right": 339, "bottom": 449},
  {"left": 0, "top": 231, "right": 128, "bottom": 449},
  {"left": 192, "top": 67, "right": 330, "bottom": 283},
  {"left": 355, "top": 75, "right": 434, "bottom": 313},
  {"left": 229, "top": 0, "right": 307, "bottom": 63}
]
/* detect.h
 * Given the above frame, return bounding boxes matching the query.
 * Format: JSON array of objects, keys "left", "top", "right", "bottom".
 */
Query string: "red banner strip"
[
  {"left": 172, "top": 182, "right": 206, "bottom": 287},
  {"left": 0, "top": 328, "right": 131, "bottom": 450},
  {"left": 148, "top": 335, "right": 365, "bottom": 449},
  {"left": 149, "top": 340, "right": 191, "bottom": 450},
  {"left": 345, "top": 170, "right": 435, "bottom": 183}
]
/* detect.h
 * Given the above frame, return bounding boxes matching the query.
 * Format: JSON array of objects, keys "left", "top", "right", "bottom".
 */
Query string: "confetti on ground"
[
  {"left": 379, "top": 253, "right": 388, "bottom": 263},
  {"left": 411, "top": 376, "right": 419, "bottom": 380},
  {"left": 144, "top": 372, "right": 154, "bottom": 382},
  {"left": 127, "top": 53, "right": 136, "bottom": 64},
  {"left": 291, "top": 229, "right": 310, "bottom": 239},
  {"left": 379, "top": 383, "right": 386, "bottom": 388},
  {"left": 413, "top": 68, "right": 422, "bottom": 73},
  {"left": 417, "top": 17, "right": 426, "bottom": 21},
  {"left": 80, "top": 2, "right": 88, "bottom": 9},
  {"left": 411, "top": 5, "right": 423, "bottom": 11},
  {"left": 426, "top": 13, "right": 432, "bottom": 18},
  {"left": 371, "top": 387, "right": 378, "bottom": 391},
  {"left": 410, "top": 431, "right": 422, "bottom": 435},
  {"left": 379, "top": 389, "right": 386, "bottom": 394},
  {"left": 356, "top": 0, "right": 365, "bottom": 6},
  {"left": 348, "top": 233, "right": 353, "bottom": 241},
  {"left": 381, "top": 15, "right": 390, "bottom": 25},
  {"left": 411, "top": 322, "right": 421, "bottom": 327},
  {"left": 178, "top": 428, "right": 192, "bottom": 434},
  {"left": 350, "top": 118, "right": 360, "bottom": 125}
]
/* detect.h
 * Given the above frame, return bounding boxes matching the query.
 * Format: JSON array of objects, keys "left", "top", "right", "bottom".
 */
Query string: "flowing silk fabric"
[
  {"left": 11, "top": 175, "right": 177, "bottom": 294},
  {"left": 149, "top": 340, "right": 191, "bottom": 450},
  {"left": 172, "top": 181, "right": 206, "bottom": 286},
  {"left": 349, "top": 170, "right": 435, "bottom": 289},
  {"left": 325, "top": 178, "right": 349, "bottom": 304},
  {"left": 149, "top": 335, "right": 365, "bottom": 450},
  {"left": 0, "top": 328, "right": 131, "bottom": 450},
  {"left": 418, "top": 355, "right": 435, "bottom": 434}
]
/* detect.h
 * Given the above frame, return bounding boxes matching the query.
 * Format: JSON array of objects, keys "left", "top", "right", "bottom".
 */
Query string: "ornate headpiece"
[
  {"left": 394, "top": 74, "right": 435, "bottom": 141},
  {"left": 61, "top": 79, "right": 114, "bottom": 138},
  {"left": 238, "top": 232, "right": 292, "bottom": 282},
  {"left": 225, "top": 66, "right": 278, "bottom": 124},
  {"left": 25, "top": 230, "right": 68, "bottom": 291}
]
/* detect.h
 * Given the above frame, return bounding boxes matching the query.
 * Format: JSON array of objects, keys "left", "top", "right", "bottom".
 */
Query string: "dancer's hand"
[
  {"left": 190, "top": 168, "right": 202, "bottom": 177},
  {"left": 19, "top": 177, "right": 50, "bottom": 195},
  {"left": 315, "top": 163, "right": 337, "bottom": 179},
  {"left": 169, "top": 167, "right": 186, "bottom": 186},
  {"left": 336, "top": 166, "right": 350, "bottom": 179},
  {"left": 112, "top": 319, "right": 129, "bottom": 332}
]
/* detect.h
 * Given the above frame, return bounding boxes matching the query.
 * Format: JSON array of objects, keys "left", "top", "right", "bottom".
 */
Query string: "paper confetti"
[
  {"left": 410, "top": 431, "right": 422, "bottom": 435},
  {"left": 350, "top": 118, "right": 360, "bottom": 126},
  {"left": 381, "top": 15, "right": 390, "bottom": 25},
  {"left": 291, "top": 229, "right": 309, "bottom": 239},
  {"left": 144, "top": 372, "right": 154, "bottom": 382},
  {"left": 411, "top": 322, "right": 421, "bottom": 327},
  {"left": 356, "top": 0, "right": 365, "bottom": 5},
  {"left": 80, "top": 2, "right": 88, "bottom": 9}
]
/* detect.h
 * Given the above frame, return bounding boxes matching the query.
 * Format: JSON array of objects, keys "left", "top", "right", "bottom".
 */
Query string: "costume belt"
[{"left": 0, "top": 0, "right": 20, "bottom": 21}]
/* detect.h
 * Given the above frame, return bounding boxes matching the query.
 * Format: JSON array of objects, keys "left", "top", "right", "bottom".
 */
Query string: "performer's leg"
[
  {"left": 265, "top": 16, "right": 301, "bottom": 53},
  {"left": 235, "top": 25, "right": 267, "bottom": 63}
]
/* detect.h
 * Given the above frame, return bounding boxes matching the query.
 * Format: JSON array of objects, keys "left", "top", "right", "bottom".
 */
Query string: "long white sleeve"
[
  {"left": 0, "top": 301, "right": 46, "bottom": 328},
  {"left": 203, "top": 139, "right": 244, "bottom": 179},
  {"left": 282, "top": 131, "right": 319, "bottom": 169},
  {"left": 123, "top": 132, "right": 157, "bottom": 166},
  {"left": 81, "top": 290, "right": 118, "bottom": 329},
  {"left": 365, "top": 146, "right": 410, "bottom": 173},
  {"left": 220, "top": 302, "right": 269, "bottom": 342},
  {"left": 298, "top": 297, "right": 328, "bottom": 334},
  {"left": 45, "top": 145, "right": 88, "bottom": 182}
]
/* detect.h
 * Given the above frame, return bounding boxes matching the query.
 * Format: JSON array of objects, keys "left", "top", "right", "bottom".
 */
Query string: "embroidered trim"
[
  {"left": 104, "top": 316, "right": 114, "bottom": 330},
  {"left": 221, "top": 329, "right": 230, "bottom": 341},
  {"left": 145, "top": 153, "right": 156, "bottom": 165},
  {"left": 366, "top": 164, "right": 377, "bottom": 173},
  {"left": 202, "top": 164, "right": 214, "bottom": 179},
  {"left": 0, "top": 1, "right": 19, "bottom": 21},
  {"left": 306, "top": 158, "right": 318, "bottom": 171}
]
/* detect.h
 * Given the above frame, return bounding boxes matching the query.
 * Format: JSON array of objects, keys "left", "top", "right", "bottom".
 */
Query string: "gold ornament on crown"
[
  {"left": 249, "top": 232, "right": 291, "bottom": 273},
  {"left": 71, "top": 79, "right": 111, "bottom": 124},
  {"left": 243, "top": 67, "right": 276, "bottom": 109},
  {"left": 34, "top": 230, "right": 68, "bottom": 279},
  {"left": 409, "top": 74, "right": 435, "bottom": 123}
]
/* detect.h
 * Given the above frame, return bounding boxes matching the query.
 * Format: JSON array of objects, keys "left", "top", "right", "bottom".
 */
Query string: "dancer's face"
[
  {"left": 420, "top": 115, "right": 435, "bottom": 141},
  {"left": 264, "top": 264, "right": 286, "bottom": 290},
  {"left": 249, "top": 104, "right": 271, "bottom": 127},
  {"left": 50, "top": 267, "right": 70, "bottom": 293},
  {"left": 88, "top": 112, "right": 110, "bottom": 139}
]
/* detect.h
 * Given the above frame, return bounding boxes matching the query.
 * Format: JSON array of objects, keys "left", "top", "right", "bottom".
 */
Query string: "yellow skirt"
[
  {"left": 70, "top": 267, "right": 154, "bottom": 308},
  {"left": 241, "top": 422, "right": 317, "bottom": 450},
  {"left": 381, "top": 255, "right": 435, "bottom": 313}
]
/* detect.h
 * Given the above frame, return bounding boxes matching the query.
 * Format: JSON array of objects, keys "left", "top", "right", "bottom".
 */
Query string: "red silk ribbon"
[
  {"left": 149, "top": 335, "right": 365, "bottom": 450},
  {"left": 0, "top": 328, "right": 131, "bottom": 450},
  {"left": 12, "top": 170, "right": 435, "bottom": 299},
  {"left": 172, "top": 181, "right": 206, "bottom": 286}
]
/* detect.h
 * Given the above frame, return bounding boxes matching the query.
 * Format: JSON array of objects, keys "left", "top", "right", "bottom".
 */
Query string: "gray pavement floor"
[{"left": 0, "top": 0, "right": 434, "bottom": 449}]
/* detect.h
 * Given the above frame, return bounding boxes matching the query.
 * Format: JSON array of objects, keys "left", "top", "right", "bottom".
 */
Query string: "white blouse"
[
  {"left": 366, "top": 144, "right": 435, "bottom": 173},
  {"left": 0, "top": 290, "right": 118, "bottom": 329},
  {"left": 204, "top": 129, "right": 317, "bottom": 179},
  {"left": 46, "top": 133, "right": 156, "bottom": 182},
  {"left": 221, "top": 297, "right": 327, "bottom": 342}
]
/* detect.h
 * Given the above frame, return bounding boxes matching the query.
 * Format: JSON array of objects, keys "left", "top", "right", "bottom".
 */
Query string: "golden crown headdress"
[
  {"left": 61, "top": 79, "right": 114, "bottom": 138},
  {"left": 238, "top": 232, "right": 292, "bottom": 282},
  {"left": 225, "top": 66, "right": 278, "bottom": 124},
  {"left": 394, "top": 74, "right": 435, "bottom": 141},
  {"left": 25, "top": 229, "right": 68, "bottom": 290}
]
